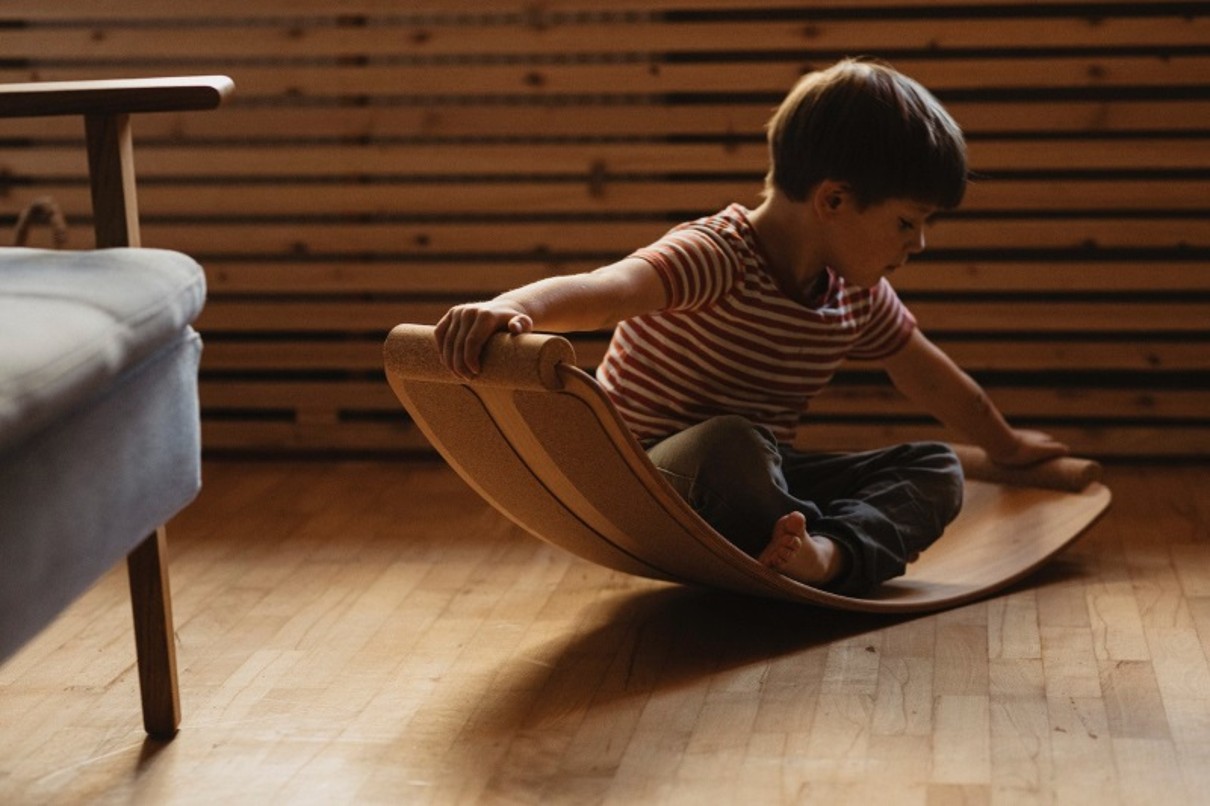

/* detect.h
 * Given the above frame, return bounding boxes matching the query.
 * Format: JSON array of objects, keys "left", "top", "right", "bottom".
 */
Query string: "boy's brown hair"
[{"left": 765, "top": 58, "right": 967, "bottom": 210}]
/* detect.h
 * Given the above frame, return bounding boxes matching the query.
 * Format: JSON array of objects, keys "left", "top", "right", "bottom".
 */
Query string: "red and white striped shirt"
[{"left": 597, "top": 205, "right": 917, "bottom": 444}]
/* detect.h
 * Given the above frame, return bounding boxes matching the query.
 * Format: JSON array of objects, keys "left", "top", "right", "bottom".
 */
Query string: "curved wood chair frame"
[{"left": 384, "top": 324, "right": 1111, "bottom": 614}]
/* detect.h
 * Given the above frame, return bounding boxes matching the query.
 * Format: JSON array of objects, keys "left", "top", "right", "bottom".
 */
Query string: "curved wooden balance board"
[{"left": 384, "top": 325, "right": 1112, "bottom": 614}]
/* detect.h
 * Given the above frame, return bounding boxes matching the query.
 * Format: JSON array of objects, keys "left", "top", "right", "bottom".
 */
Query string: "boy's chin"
[
  {"left": 833, "top": 264, "right": 891, "bottom": 288},
  {"left": 877, "top": 262, "right": 905, "bottom": 282},
  {"left": 850, "top": 268, "right": 893, "bottom": 287}
]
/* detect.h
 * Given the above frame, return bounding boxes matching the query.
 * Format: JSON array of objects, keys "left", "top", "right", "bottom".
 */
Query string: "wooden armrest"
[
  {"left": 0, "top": 75, "right": 233, "bottom": 119},
  {"left": 0, "top": 76, "right": 233, "bottom": 249}
]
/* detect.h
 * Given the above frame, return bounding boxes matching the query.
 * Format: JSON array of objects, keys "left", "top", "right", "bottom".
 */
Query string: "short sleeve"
[
  {"left": 630, "top": 226, "right": 738, "bottom": 312},
  {"left": 848, "top": 279, "right": 918, "bottom": 359}
]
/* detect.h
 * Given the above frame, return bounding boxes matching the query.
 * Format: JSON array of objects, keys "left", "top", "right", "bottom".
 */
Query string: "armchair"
[{"left": 0, "top": 76, "right": 232, "bottom": 738}]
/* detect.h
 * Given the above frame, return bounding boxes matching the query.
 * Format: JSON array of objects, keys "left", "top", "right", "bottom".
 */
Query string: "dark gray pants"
[{"left": 645, "top": 415, "right": 965, "bottom": 595}]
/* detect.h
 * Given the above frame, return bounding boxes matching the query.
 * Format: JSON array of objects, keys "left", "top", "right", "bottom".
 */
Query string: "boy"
[{"left": 435, "top": 58, "right": 1068, "bottom": 596}]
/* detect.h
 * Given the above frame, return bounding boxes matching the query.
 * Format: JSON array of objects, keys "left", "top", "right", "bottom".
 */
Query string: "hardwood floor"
[{"left": 1, "top": 460, "right": 1208, "bottom": 805}]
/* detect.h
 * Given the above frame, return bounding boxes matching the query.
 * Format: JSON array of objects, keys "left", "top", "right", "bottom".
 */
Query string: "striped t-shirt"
[{"left": 596, "top": 204, "right": 917, "bottom": 444}]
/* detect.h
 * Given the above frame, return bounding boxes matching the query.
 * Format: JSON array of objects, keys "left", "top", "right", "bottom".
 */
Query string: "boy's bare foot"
[{"left": 757, "top": 511, "right": 844, "bottom": 586}]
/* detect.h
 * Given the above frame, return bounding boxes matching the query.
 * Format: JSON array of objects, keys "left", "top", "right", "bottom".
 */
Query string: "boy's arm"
[
  {"left": 881, "top": 329, "right": 1069, "bottom": 466},
  {"left": 435, "top": 257, "right": 665, "bottom": 379}
]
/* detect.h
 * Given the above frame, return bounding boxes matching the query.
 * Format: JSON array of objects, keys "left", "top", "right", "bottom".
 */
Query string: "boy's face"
[{"left": 823, "top": 195, "right": 936, "bottom": 288}]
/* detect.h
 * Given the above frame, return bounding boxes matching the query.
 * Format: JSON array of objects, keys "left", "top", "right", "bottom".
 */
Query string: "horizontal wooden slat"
[
  {"left": 196, "top": 336, "right": 1210, "bottom": 373},
  {"left": 10, "top": 219, "right": 1193, "bottom": 255},
  {"left": 917, "top": 339, "right": 1210, "bottom": 373},
  {"left": 194, "top": 299, "right": 1210, "bottom": 334},
  {"left": 3, "top": 16, "right": 1205, "bottom": 60},
  {"left": 812, "top": 385, "right": 1210, "bottom": 420},
  {"left": 201, "top": 340, "right": 389, "bottom": 371},
  {"left": 224, "top": 217, "right": 1205, "bottom": 252},
  {"left": 1, "top": 100, "right": 1203, "bottom": 142},
  {"left": 9, "top": 180, "right": 1210, "bottom": 231},
  {"left": 6, "top": 138, "right": 1206, "bottom": 175},
  {"left": 4, "top": 0, "right": 1172, "bottom": 18},
  {"left": 195, "top": 261, "right": 1210, "bottom": 294},
  {"left": 7, "top": 56, "right": 1210, "bottom": 98},
  {"left": 198, "top": 379, "right": 1210, "bottom": 421}
]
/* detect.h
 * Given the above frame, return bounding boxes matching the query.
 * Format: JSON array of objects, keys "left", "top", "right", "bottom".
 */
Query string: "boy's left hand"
[{"left": 987, "top": 429, "right": 1070, "bottom": 467}]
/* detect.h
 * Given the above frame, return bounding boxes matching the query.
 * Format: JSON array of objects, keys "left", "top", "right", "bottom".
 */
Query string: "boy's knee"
[
  {"left": 696, "top": 414, "right": 771, "bottom": 449},
  {"left": 648, "top": 416, "right": 786, "bottom": 532},
  {"left": 649, "top": 415, "right": 775, "bottom": 482},
  {"left": 689, "top": 415, "right": 781, "bottom": 479},
  {"left": 667, "top": 414, "right": 763, "bottom": 457}
]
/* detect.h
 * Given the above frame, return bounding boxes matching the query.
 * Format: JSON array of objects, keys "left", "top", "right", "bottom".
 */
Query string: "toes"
[
  {"left": 760, "top": 534, "right": 803, "bottom": 569},
  {"left": 778, "top": 511, "right": 806, "bottom": 535},
  {"left": 760, "top": 546, "right": 785, "bottom": 567}
]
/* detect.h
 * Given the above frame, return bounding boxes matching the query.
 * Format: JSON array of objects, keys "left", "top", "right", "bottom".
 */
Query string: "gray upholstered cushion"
[
  {"left": 0, "top": 247, "right": 205, "bottom": 453},
  {"left": 0, "top": 330, "right": 202, "bottom": 661}
]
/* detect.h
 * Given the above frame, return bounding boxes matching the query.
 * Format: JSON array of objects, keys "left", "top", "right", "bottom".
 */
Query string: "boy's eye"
[{"left": 898, "top": 218, "right": 915, "bottom": 231}]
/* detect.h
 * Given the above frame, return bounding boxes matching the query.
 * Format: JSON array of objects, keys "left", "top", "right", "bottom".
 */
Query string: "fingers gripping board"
[{"left": 384, "top": 325, "right": 1112, "bottom": 614}]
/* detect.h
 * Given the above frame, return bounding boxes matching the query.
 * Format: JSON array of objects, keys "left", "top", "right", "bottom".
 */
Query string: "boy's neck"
[{"left": 748, "top": 192, "right": 829, "bottom": 305}]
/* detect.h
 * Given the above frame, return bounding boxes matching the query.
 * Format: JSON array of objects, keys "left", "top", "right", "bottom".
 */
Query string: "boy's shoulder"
[
  {"left": 661, "top": 204, "right": 760, "bottom": 258},
  {"left": 672, "top": 204, "right": 751, "bottom": 237}
]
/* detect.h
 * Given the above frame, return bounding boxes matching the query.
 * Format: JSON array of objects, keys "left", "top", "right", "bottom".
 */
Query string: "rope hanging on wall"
[{"left": 13, "top": 197, "right": 68, "bottom": 249}]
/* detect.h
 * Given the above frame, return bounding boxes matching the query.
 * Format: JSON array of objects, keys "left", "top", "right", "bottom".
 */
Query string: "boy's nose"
[{"left": 907, "top": 229, "right": 926, "bottom": 254}]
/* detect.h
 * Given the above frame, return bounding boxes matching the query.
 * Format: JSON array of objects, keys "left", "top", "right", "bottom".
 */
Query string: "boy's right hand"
[{"left": 434, "top": 301, "right": 534, "bottom": 380}]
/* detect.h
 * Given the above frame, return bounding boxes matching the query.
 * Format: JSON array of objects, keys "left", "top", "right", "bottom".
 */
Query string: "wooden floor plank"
[{"left": 1, "top": 461, "right": 1208, "bottom": 804}]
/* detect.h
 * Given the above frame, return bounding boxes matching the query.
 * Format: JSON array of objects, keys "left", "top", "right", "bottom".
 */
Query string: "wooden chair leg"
[{"left": 127, "top": 527, "right": 181, "bottom": 738}]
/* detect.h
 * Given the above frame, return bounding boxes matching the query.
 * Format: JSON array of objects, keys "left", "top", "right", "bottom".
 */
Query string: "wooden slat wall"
[{"left": 1, "top": 0, "right": 1206, "bottom": 457}]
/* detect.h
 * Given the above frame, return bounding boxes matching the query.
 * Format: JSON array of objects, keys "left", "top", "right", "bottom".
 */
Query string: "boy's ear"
[{"left": 813, "top": 180, "right": 850, "bottom": 217}]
